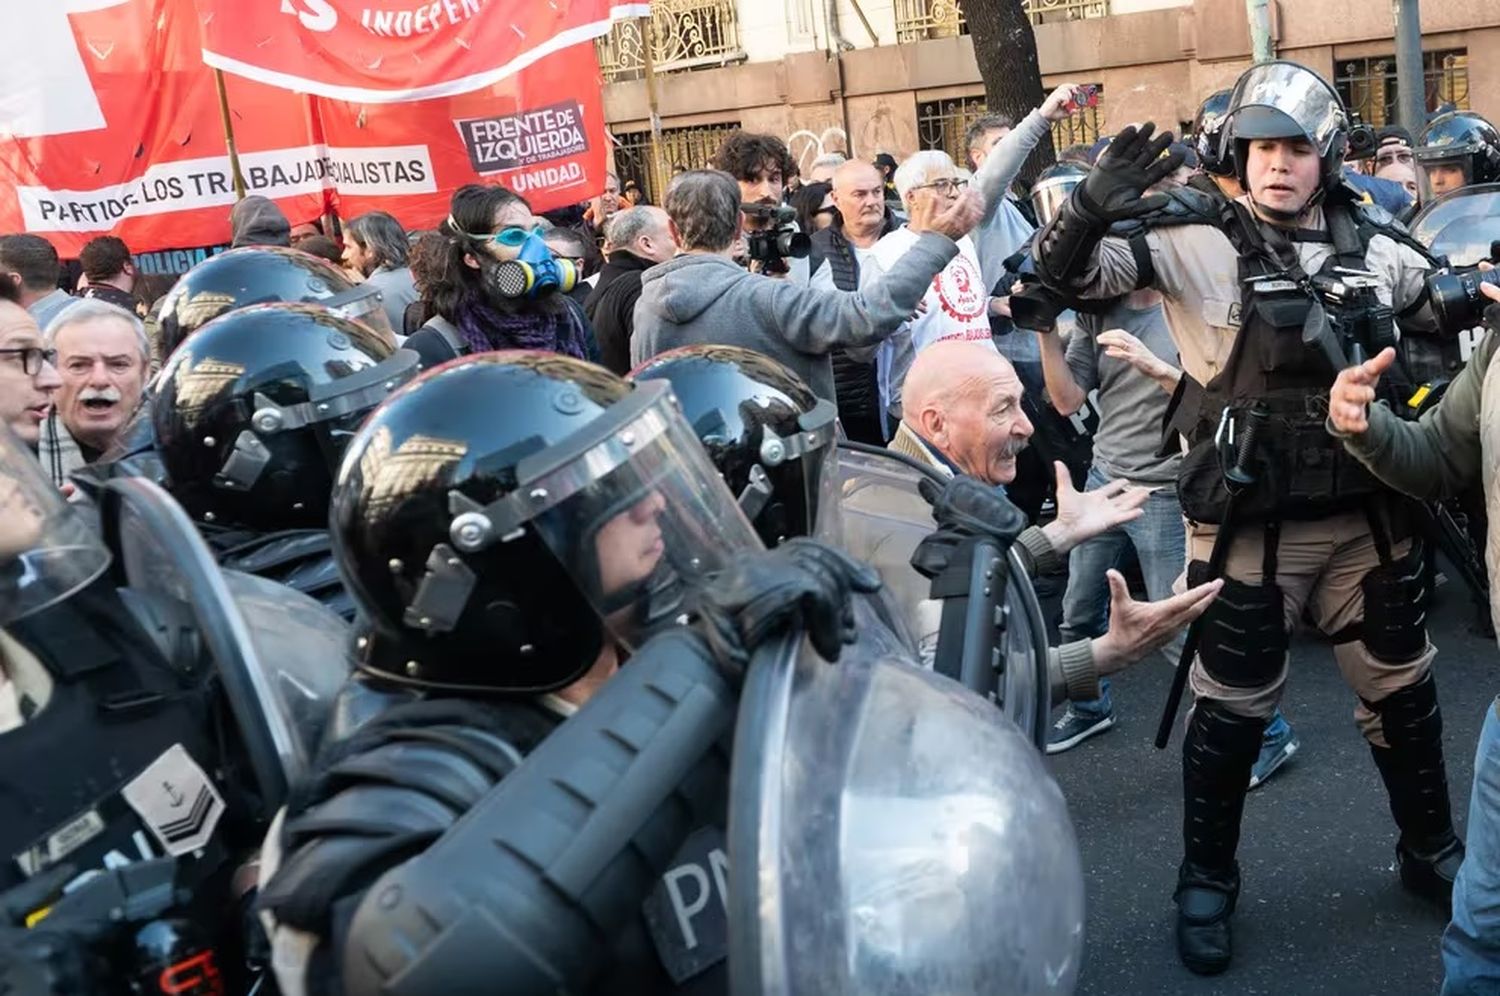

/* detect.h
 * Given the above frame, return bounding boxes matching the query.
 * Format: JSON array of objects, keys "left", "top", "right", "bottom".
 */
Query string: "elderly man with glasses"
[{"left": 861, "top": 85, "right": 1091, "bottom": 422}]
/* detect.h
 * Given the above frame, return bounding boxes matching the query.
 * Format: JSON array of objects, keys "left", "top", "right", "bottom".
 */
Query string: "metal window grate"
[
  {"left": 917, "top": 91, "right": 1104, "bottom": 167},
  {"left": 612, "top": 123, "right": 743, "bottom": 205},
  {"left": 1335, "top": 50, "right": 1469, "bottom": 130},
  {"left": 894, "top": 0, "right": 1108, "bottom": 43},
  {"left": 596, "top": 0, "right": 746, "bottom": 83}
]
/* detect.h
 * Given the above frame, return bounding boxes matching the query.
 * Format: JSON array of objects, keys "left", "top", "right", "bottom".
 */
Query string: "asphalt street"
[{"left": 1047, "top": 574, "right": 1498, "bottom": 996}]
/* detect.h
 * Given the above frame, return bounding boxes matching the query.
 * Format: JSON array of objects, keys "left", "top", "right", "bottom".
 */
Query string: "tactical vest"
[
  {"left": 812, "top": 225, "right": 885, "bottom": 444},
  {"left": 1172, "top": 197, "right": 1422, "bottom": 524},
  {"left": 0, "top": 583, "right": 240, "bottom": 898}
]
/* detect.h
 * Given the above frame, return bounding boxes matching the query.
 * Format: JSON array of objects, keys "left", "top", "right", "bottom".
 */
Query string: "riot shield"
[
  {"left": 727, "top": 637, "right": 1085, "bottom": 996},
  {"left": 1410, "top": 183, "right": 1500, "bottom": 266},
  {"left": 99, "top": 476, "right": 350, "bottom": 810},
  {"left": 837, "top": 443, "right": 1051, "bottom": 747}
]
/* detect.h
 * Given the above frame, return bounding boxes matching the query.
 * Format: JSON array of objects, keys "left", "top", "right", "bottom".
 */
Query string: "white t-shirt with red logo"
[{"left": 863, "top": 228, "right": 997, "bottom": 412}]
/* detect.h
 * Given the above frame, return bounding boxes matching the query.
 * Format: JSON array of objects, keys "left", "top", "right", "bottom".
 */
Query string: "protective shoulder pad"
[
  {"left": 1343, "top": 193, "right": 1440, "bottom": 265},
  {"left": 258, "top": 696, "right": 556, "bottom": 935}
]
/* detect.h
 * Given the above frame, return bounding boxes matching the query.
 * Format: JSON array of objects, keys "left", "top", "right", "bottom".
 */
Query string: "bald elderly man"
[{"left": 889, "top": 341, "right": 1220, "bottom": 703}]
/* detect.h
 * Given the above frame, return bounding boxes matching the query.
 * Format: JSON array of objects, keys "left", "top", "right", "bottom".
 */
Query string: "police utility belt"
[{"left": 1166, "top": 200, "right": 1408, "bottom": 524}]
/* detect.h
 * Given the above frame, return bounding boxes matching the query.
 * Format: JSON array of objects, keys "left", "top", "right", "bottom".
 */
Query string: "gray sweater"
[{"left": 630, "top": 233, "right": 960, "bottom": 401}]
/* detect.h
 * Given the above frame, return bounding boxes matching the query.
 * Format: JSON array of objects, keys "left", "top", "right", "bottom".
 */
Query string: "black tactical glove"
[
  {"left": 1077, "top": 123, "right": 1183, "bottom": 223},
  {"left": 691, "top": 538, "right": 882, "bottom": 675},
  {"left": 918, "top": 475, "right": 1027, "bottom": 542},
  {"left": 912, "top": 477, "right": 1027, "bottom": 582}
]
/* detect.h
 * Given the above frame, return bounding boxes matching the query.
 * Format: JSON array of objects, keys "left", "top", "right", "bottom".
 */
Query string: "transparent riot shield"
[
  {"left": 837, "top": 442, "right": 1051, "bottom": 748},
  {"left": 727, "top": 636, "right": 1085, "bottom": 996},
  {"left": 99, "top": 476, "right": 350, "bottom": 810},
  {"left": 1410, "top": 183, "right": 1500, "bottom": 266}
]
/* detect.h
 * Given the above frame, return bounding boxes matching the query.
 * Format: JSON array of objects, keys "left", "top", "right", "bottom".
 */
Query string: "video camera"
[{"left": 741, "top": 203, "right": 811, "bottom": 274}]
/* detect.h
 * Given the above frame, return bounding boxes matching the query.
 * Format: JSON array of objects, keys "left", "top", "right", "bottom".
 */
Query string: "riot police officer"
[
  {"left": 149, "top": 302, "right": 420, "bottom": 616},
  {"left": 1033, "top": 61, "right": 1461, "bottom": 975},
  {"left": 154, "top": 245, "right": 396, "bottom": 360},
  {"left": 1414, "top": 111, "right": 1500, "bottom": 203},
  {"left": 257, "top": 351, "right": 868, "bottom": 994},
  {"left": 0, "top": 426, "right": 345, "bottom": 994}
]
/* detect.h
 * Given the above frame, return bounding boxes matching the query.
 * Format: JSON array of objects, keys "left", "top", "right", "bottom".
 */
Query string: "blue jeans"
[
  {"left": 1442, "top": 697, "right": 1500, "bottom": 995},
  {"left": 1060, "top": 466, "right": 1186, "bottom": 715}
]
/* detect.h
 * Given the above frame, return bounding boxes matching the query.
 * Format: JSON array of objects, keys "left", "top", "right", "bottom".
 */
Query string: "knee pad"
[
  {"left": 1196, "top": 569, "right": 1288, "bottom": 689},
  {"left": 1361, "top": 544, "right": 1430, "bottom": 663}
]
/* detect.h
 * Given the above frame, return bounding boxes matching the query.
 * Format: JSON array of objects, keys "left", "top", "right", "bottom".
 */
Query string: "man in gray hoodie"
[{"left": 630, "top": 169, "right": 983, "bottom": 401}]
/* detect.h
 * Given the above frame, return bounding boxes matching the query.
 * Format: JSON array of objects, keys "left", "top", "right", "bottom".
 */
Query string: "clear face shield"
[
  {"left": 1410, "top": 183, "right": 1500, "bottom": 266},
  {"left": 1416, "top": 152, "right": 1476, "bottom": 204},
  {"left": 434, "top": 381, "right": 766, "bottom": 650},
  {"left": 325, "top": 283, "right": 397, "bottom": 347},
  {"left": 1029, "top": 172, "right": 1085, "bottom": 228},
  {"left": 0, "top": 427, "right": 111, "bottom": 626},
  {"left": 1227, "top": 60, "right": 1347, "bottom": 156}
]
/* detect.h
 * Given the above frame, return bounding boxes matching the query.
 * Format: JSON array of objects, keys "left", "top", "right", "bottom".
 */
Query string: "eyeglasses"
[
  {"left": 0, "top": 346, "right": 56, "bottom": 375},
  {"left": 1375, "top": 150, "right": 1414, "bottom": 167},
  {"left": 911, "top": 177, "right": 969, "bottom": 195},
  {"left": 489, "top": 224, "right": 544, "bottom": 247}
]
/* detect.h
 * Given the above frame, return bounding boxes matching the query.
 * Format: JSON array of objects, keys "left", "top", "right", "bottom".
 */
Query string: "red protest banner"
[
  {"left": 195, "top": 0, "right": 648, "bottom": 103},
  {"left": 0, "top": 0, "right": 327, "bottom": 257},
  {"left": 317, "top": 40, "right": 609, "bottom": 223},
  {"left": 0, "top": 0, "right": 614, "bottom": 254}
]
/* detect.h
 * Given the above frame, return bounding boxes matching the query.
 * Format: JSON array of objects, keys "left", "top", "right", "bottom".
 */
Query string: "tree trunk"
[{"left": 961, "top": 0, "right": 1054, "bottom": 188}]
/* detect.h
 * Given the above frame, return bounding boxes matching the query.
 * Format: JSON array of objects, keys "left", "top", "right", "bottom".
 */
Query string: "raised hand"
[
  {"left": 907, "top": 186, "right": 986, "bottom": 241},
  {"left": 1042, "top": 461, "right": 1150, "bottom": 555},
  {"left": 1329, "top": 346, "right": 1397, "bottom": 435},
  {"left": 1093, "top": 570, "right": 1223, "bottom": 675},
  {"left": 1078, "top": 123, "right": 1183, "bottom": 222}
]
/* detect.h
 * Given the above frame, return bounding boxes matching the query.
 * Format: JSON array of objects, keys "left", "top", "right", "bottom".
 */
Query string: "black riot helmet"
[
  {"left": 153, "top": 303, "right": 420, "bottom": 531},
  {"left": 330, "top": 352, "right": 764, "bottom": 694},
  {"left": 630, "top": 345, "right": 838, "bottom": 548},
  {"left": 1414, "top": 111, "right": 1500, "bottom": 202},
  {"left": 1193, "top": 88, "right": 1235, "bottom": 177},
  {"left": 1224, "top": 61, "right": 1350, "bottom": 209},
  {"left": 156, "top": 246, "right": 395, "bottom": 357}
]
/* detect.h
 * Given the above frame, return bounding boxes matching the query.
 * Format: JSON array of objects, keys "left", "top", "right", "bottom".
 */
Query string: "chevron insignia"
[{"left": 120, "top": 744, "right": 226, "bottom": 858}]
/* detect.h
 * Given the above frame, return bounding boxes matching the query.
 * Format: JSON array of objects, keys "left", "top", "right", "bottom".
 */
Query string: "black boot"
[
  {"left": 1366, "top": 671, "right": 1465, "bottom": 907},
  {"left": 1175, "top": 702, "right": 1266, "bottom": 976}
]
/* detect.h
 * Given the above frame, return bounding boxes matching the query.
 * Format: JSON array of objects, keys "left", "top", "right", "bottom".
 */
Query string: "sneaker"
[
  {"left": 1047, "top": 705, "right": 1116, "bottom": 754},
  {"left": 1247, "top": 714, "right": 1299, "bottom": 790}
]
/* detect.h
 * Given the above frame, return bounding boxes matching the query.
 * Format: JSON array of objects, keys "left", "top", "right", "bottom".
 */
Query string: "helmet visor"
[
  {"left": 469, "top": 381, "right": 766, "bottom": 650},
  {"left": 0, "top": 427, "right": 111, "bottom": 625},
  {"left": 1030, "top": 173, "right": 1085, "bottom": 228},
  {"left": 326, "top": 284, "right": 397, "bottom": 346},
  {"left": 1415, "top": 153, "right": 1475, "bottom": 203},
  {"left": 1227, "top": 61, "right": 1347, "bottom": 156}
]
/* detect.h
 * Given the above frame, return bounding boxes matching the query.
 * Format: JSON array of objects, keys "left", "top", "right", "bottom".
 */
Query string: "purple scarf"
[{"left": 452, "top": 294, "right": 591, "bottom": 359}]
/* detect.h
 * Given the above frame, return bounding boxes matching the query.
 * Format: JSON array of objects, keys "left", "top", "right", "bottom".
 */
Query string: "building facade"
[{"left": 597, "top": 0, "right": 1497, "bottom": 201}]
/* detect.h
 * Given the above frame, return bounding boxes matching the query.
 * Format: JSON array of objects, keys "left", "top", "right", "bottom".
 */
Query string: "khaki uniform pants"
[{"left": 1183, "top": 508, "right": 1435, "bottom": 746}]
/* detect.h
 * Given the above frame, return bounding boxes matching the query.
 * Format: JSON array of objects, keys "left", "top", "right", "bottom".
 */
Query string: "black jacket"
[
  {"left": 807, "top": 221, "right": 897, "bottom": 444},
  {"left": 584, "top": 250, "right": 655, "bottom": 375}
]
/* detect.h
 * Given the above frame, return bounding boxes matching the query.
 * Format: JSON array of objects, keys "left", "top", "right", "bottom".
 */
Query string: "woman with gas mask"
[{"left": 404, "top": 184, "right": 600, "bottom": 369}]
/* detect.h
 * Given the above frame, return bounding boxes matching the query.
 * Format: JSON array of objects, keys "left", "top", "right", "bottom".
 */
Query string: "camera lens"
[
  {"left": 777, "top": 231, "right": 812, "bottom": 260},
  {"left": 1426, "top": 267, "right": 1500, "bottom": 335}
]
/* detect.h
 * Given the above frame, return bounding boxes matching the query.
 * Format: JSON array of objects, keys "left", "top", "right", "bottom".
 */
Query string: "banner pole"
[
  {"left": 640, "top": 15, "right": 664, "bottom": 200},
  {"left": 213, "top": 68, "right": 249, "bottom": 200}
]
